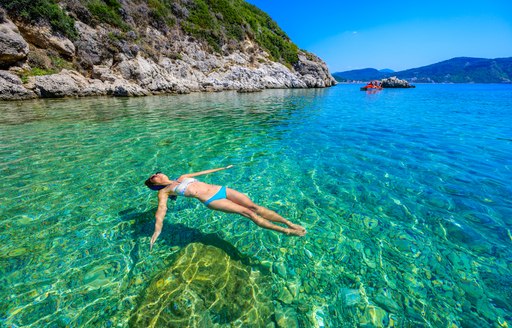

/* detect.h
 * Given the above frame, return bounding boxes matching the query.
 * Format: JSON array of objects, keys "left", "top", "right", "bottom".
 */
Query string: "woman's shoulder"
[
  {"left": 158, "top": 184, "right": 176, "bottom": 195},
  {"left": 177, "top": 174, "right": 191, "bottom": 181},
  {"left": 177, "top": 175, "right": 200, "bottom": 183}
]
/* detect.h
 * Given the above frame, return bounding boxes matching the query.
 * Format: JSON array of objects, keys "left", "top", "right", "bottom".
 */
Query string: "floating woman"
[{"left": 145, "top": 165, "right": 307, "bottom": 250}]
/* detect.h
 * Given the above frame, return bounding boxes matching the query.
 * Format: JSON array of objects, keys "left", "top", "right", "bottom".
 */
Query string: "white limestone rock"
[
  {"left": 17, "top": 23, "right": 75, "bottom": 58},
  {"left": 0, "top": 70, "right": 35, "bottom": 100},
  {"left": 0, "top": 18, "right": 29, "bottom": 66},
  {"left": 381, "top": 76, "right": 415, "bottom": 88}
]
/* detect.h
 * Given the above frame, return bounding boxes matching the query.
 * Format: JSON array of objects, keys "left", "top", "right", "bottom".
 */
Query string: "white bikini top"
[{"left": 172, "top": 178, "right": 198, "bottom": 196}]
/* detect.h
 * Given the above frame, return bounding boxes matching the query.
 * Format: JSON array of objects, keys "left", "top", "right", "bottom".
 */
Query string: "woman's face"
[{"left": 149, "top": 172, "right": 168, "bottom": 185}]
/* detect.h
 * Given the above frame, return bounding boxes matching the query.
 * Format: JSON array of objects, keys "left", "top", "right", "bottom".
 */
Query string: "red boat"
[{"left": 360, "top": 80, "right": 383, "bottom": 91}]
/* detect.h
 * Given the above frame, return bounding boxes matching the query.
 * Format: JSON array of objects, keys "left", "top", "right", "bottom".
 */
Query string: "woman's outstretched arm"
[
  {"left": 150, "top": 192, "right": 168, "bottom": 250},
  {"left": 180, "top": 165, "right": 233, "bottom": 179}
]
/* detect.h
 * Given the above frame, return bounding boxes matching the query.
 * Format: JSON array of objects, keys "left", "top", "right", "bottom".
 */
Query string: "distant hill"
[
  {"left": 333, "top": 57, "right": 512, "bottom": 83},
  {"left": 332, "top": 68, "right": 385, "bottom": 82},
  {"left": 379, "top": 69, "right": 394, "bottom": 74},
  {"left": 394, "top": 57, "right": 512, "bottom": 83}
]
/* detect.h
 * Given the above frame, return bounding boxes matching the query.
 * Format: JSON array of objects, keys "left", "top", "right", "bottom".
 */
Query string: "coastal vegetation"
[
  {"left": 0, "top": 0, "right": 78, "bottom": 39},
  {"left": 183, "top": 0, "right": 298, "bottom": 65},
  {"left": 21, "top": 54, "right": 73, "bottom": 83},
  {"left": 0, "top": 0, "right": 334, "bottom": 100},
  {"left": 85, "top": 0, "right": 129, "bottom": 31},
  {"left": 333, "top": 57, "right": 512, "bottom": 83},
  {"left": 0, "top": 0, "right": 299, "bottom": 66}
]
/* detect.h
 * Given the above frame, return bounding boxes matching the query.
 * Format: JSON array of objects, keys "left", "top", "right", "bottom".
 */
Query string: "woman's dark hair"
[
  {"left": 144, "top": 176, "right": 177, "bottom": 200},
  {"left": 145, "top": 178, "right": 164, "bottom": 190}
]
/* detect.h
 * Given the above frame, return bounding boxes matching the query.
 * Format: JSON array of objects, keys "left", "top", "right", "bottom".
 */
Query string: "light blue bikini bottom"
[{"left": 203, "top": 186, "right": 227, "bottom": 206}]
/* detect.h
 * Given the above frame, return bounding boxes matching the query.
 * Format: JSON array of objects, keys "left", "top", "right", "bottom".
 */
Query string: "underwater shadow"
[{"left": 118, "top": 207, "right": 270, "bottom": 274}]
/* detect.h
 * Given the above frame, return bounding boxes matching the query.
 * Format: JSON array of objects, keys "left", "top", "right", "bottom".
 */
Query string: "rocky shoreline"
[{"left": 0, "top": 12, "right": 336, "bottom": 101}]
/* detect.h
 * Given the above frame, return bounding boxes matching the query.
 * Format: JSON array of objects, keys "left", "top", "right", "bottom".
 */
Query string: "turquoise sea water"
[{"left": 1, "top": 84, "right": 511, "bottom": 327}]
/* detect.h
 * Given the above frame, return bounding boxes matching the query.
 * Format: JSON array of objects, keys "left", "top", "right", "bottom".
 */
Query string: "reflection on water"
[{"left": 1, "top": 85, "right": 511, "bottom": 327}]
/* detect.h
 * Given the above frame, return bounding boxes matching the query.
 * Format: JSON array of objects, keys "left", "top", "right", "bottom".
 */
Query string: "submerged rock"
[
  {"left": 338, "top": 288, "right": 362, "bottom": 307},
  {"left": 275, "top": 303, "right": 299, "bottom": 328},
  {"left": 129, "top": 243, "right": 274, "bottom": 327},
  {"left": 359, "top": 305, "right": 389, "bottom": 327},
  {"left": 374, "top": 293, "right": 401, "bottom": 313}
]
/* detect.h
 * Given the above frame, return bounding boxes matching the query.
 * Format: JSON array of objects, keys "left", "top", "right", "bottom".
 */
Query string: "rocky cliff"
[{"left": 0, "top": 0, "right": 335, "bottom": 100}]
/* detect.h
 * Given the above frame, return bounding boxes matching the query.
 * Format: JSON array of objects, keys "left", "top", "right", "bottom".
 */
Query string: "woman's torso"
[{"left": 167, "top": 179, "right": 221, "bottom": 202}]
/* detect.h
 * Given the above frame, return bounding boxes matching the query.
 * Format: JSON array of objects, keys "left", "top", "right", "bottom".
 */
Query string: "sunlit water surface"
[{"left": 1, "top": 84, "right": 511, "bottom": 327}]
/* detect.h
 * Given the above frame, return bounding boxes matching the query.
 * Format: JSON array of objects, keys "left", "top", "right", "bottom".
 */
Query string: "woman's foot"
[
  {"left": 287, "top": 224, "right": 307, "bottom": 236},
  {"left": 289, "top": 223, "right": 306, "bottom": 232},
  {"left": 287, "top": 228, "right": 306, "bottom": 236}
]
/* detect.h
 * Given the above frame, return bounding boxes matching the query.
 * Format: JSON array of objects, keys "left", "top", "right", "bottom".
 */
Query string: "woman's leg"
[
  {"left": 225, "top": 188, "right": 306, "bottom": 234},
  {"left": 207, "top": 199, "right": 299, "bottom": 235}
]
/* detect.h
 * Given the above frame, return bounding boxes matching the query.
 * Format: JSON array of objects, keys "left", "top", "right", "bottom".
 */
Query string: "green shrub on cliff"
[
  {"left": 0, "top": 0, "right": 300, "bottom": 66},
  {"left": 0, "top": 0, "right": 78, "bottom": 40},
  {"left": 20, "top": 67, "right": 56, "bottom": 83},
  {"left": 21, "top": 52, "right": 74, "bottom": 82},
  {"left": 86, "top": 0, "right": 129, "bottom": 31},
  {"left": 183, "top": 0, "right": 298, "bottom": 65},
  {"left": 182, "top": 0, "right": 222, "bottom": 50},
  {"left": 147, "top": 0, "right": 175, "bottom": 27}
]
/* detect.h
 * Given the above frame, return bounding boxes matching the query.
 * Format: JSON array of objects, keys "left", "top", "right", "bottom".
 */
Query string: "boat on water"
[
  {"left": 360, "top": 85, "right": 383, "bottom": 91},
  {"left": 360, "top": 80, "right": 383, "bottom": 91}
]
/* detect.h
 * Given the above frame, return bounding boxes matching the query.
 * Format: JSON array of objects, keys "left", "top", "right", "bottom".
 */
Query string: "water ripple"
[{"left": 1, "top": 85, "right": 511, "bottom": 326}]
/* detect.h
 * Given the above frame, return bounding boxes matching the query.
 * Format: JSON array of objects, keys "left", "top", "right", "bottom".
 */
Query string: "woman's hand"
[
  {"left": 150, "top": 214, "right": 164, "bottom": 251},
  {"left": 150, "top": 229, "right": 161, "bottom": 251},
  {"left": 183, "top": 165, "right": 234, "bottom": 178}
]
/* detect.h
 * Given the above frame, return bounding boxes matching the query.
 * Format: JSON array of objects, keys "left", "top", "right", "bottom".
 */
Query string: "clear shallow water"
[{"left": 1, "top": 84, "right": 511, "bottom": 327}]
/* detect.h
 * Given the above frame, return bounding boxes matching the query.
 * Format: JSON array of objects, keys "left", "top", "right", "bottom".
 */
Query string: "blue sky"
[{"left": 245, "top": 0, "right": 512, "bottom": 72}]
